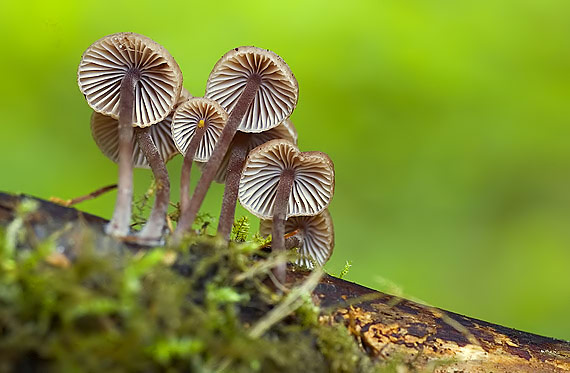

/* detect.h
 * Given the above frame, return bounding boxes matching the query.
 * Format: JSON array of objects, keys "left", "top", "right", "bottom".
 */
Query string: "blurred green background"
[{"left": 1, "top": 0, "right": 569, "bottom": 340}]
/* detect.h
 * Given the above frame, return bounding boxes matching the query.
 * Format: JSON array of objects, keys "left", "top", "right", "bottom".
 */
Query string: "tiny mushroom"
[
  {"left": 90, "top": 112, "right": 179, "bottom": 169},
  {"left": 170, "top": 97, "right": 227, "bottom": 235},
  {"left": 78, "top": 32, "right": 183, "bottom": 243},
  {"left": 90, "top": 88, "right": 190, "bottom": 169},
  {"left": 216, "top": 118, "right": 298, "bottom": 240},
  {"left": 238, "top": 139, "right": 335, "bottom": 282},
  {"left": 174, "top": 46, "right": 299, "bottom": 240},
  {"left": 260, "top": 209, "right": 334, "bottom": 268}
]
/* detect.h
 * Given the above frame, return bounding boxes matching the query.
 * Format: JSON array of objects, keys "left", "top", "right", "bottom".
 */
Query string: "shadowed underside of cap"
[
  {"left": 260, "top": 209, "right": 334, "bottom": 268},
  {"left": 238, "top": 140, "right": 334, "bottom": 219},
  {"left": 78, "top": 32, "right": 183, "bottom": 127},
  {"left": 171, "top": 98, "right": 227, "bottom": 162},
  {"left": 91, "top": 112, "right": 178, "bottom": 169},
  {"left": 205, "top": 46, "right": 298, "bottom": 133}
]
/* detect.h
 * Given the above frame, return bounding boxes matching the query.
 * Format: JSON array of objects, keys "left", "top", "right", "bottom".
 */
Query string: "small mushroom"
[
  {"left": 78, "top": 32, "right": 183, "bottom": 243},
  {"left": 170, "top": 97, "right": 227, "bottom": 235},
  {"left": 215, "top": 119, "right": 297, "bottom": 241},
  {"left": 260, "top": 209, "right": 334, "bottom": 268},
  {"left": 238, "top": 139, "right": 334, "bottom": 282},
  {"left": 90, "top": 89, "right": 190, "bottom": 169},
  {"left": 90, "top": 111, "right": 179, "bottom": 169},
  {"left": 216, "top": 119, "right": 298, "bottom": 240},
  {"left": 174, "top": 46, "right": 299, "bottom": 239}
]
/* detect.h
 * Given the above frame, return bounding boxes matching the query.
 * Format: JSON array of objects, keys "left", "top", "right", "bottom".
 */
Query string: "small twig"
[{"left": 50, "top": 184, "right": 117, "bottom": 207}]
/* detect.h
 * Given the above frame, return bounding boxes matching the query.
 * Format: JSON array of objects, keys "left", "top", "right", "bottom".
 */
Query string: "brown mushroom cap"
[
  {"left": 238, "top": 139, "right": 335, "bottom": 219},
  {"left": 78, "top": 32, "right": 183, "bottom": 128},
  {"left": 90, "top": 111, "right": 178, "bottom": 169},
  {"left": 202, "top": 118, "right": 298, "bottom": 184},
  {"left": 260, "top": 209, "right": 334, "bottom": 268},
  {"left": 90, "top": 91, "right": 190, "bottom": 168},
  {"left": 205, "top": 46, "right": 298, "bottom": 133},
  {"left": 171, "top": 97, "right": 228, "bottom": 162}
]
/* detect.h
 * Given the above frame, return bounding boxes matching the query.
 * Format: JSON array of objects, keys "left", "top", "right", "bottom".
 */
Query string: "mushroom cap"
[
  {"left": 78, "top": 32, "right": 183, "bottom": 128},
  {"left": 238, "top": 139, "right": 335, "bottom": 220},
  {"left": 204, "top": 118, "right": 298, "bottom": 184},
  {"left": 90, "top": 111, "right": 178, "bottom": 169},
  {"left": 260, "top": 209, "right": 334, "bottom": 268},
  {"left": 171, "top": 97, "right": 228, "bottom": 162},
  {"left": 205, "top": 46, "right": 298, "bottom": 133}
]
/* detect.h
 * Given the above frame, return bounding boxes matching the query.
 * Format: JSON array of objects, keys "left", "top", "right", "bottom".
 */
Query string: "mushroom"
[
  {"left": 259, "top": 209, "right": 334, "bottom": 268},
  {"left": 173, "top": 46, "right": 299, "bottom": 240},
  {"left": 90, "top": 111, "right": 179, "bottom": 169},
  {"left": 77, "top": 32, "right": 183, "bottom": 242},
  {"left": 170, "top": 97, "right": 227, "bottom": 233},
  {"left": 216, "top": 119, "right": 298, "bottom": 240},
  {"left": 238, "top": 139, "right": 335, "bottom": 282},
  {"left": 90, "top": 88, "right": 190, "bottom": 169}
]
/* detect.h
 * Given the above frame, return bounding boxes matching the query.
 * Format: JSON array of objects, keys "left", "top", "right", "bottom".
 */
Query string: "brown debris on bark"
[{"left": 1, "top": 192, "right": 569, "bottom": 372}]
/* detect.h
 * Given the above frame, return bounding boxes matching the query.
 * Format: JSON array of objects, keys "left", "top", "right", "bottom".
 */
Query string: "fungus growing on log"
[
  {"left": 90, "top": 88, "right": 190, "bottom": 168},
  {"left": 216, "top": 119, "right": 298, "bottom": 241},
  {"left": 260, "top": 208, "right": 334, "bottom": 268},
  {"left": 173, "top": 46, "right": 298, "bottom": 241},
  {"left": 239, "top": 139, "right": 334, "bottom": 282},
  {"left": 77, "top": 32, "right": 183, "bottom": 244},
  {"left": 170, "top": 97, "right": 227, "bottom": 236}
]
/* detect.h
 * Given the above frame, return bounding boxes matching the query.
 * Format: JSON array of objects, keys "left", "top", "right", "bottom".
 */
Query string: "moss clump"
[{"left": 0, "top": 205, "right": 388, "bottom": 373}]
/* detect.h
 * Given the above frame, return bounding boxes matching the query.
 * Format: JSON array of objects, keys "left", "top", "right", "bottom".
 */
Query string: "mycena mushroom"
[
  {"left": 260, "top": 209, "right": 334, "bottom": 268},
  {"left": 216, "top": 118, "right": 298, "bottom": 241},
  {"left": 173, "top": 46, "right": 299, "bottom": 240},
  {"left": 90, "top": 88, "right": 190, "bottom": 169},
  {"left": 170, "top": 97, "right": 227, "bottom": 235},
  {"left": 238, "top": 139, "right": 335, "bottom": 282},
  {"left": 77, "top": 32, "right": 183, "bottom": 243},
  {"left": 90, "top": 111, "right": 179, "bottom": 170}
]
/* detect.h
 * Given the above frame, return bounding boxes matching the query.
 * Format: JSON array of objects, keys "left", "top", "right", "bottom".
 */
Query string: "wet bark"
[{"left": 1, "top": 192, "right": 569, "bottom": 372}]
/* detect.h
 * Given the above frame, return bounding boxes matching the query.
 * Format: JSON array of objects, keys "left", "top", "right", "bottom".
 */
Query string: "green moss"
[{"left": 0, "top": 204, "right": 404, "bottom": 373}]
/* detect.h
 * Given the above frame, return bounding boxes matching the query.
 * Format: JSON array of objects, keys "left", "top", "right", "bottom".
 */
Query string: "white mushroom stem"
[
  {"left": 173, "top": 74, "right": 262, "bottom": 240},
  {"left": 134, "top": 127, "right": 170, "bottom": 243},
  {"left": 178, "top": 126, "right": 207, "bottom": 221},
  {"left": 271, "top": 168, "right": 295, "bottom": 284},
  {"left": 217, "top": 133, "right": 249, "bottom": 241},
  {"left": 105, "top": 70, "right": 139, "bottom": 237}
]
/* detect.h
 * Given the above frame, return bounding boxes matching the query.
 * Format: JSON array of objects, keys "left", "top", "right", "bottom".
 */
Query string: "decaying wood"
[{"left": 1, "top": 192, "right": 569, "bottom": 372}]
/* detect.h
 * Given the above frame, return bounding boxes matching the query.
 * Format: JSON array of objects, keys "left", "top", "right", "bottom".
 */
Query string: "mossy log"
[{"left": 1, "top": 192, "right": 569, "bottom": 372}]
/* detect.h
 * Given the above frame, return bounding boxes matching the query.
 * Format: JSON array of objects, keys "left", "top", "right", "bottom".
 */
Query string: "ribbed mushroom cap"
[
  {"left": 91, "top": 111, "right": 178, "bottom": 169},
  {"left": 171, "top": 97, "right": 228, "bottom": 162},
  {"left": 260, "top": 209, "right": 334, "bottom": 268},
  {"left": 205, "top": 118, "right": 298, "bottom": 184},
  {"left": 238, "top": 139, "right": 335, "bottom": 219},
  {"left": 78, "top": 32, "right": 183, "bottom": 128},
  {"left": 205, "top": 46, "right": 298, "bottom": 133}
]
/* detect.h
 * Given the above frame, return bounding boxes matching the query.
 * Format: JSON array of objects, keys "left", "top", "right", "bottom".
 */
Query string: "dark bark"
[{"left": 1, "top": 192, "right": 569, "bottom": 372}]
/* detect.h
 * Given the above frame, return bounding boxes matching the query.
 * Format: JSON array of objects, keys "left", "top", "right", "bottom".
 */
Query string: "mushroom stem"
[
  {"left": 178, "top": 126, "right": 207, "bottom": 226},
  {"left": 271, "top": 169, "right": 295, "bottom": 284},
  {"left": 106, "top": 70, "right": 139, "bottom": 237},
  {"left": 134, "top": 127, "right": 170, "bottom": 244},
  {"left": 173, "top": 74, "right": 261, "bottom": 240},
  {"left": 217, "top": 133, "right": 249, "bottom": 241}
]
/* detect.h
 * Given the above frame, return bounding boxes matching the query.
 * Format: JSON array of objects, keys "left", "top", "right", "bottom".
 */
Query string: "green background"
[{"left": 1, "top": 0, "right": 569, "bottom": 340}]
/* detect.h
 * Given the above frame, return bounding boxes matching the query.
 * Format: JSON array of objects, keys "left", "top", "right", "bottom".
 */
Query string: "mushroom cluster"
[{"left": 77, "top": 33, "right": 336, "bottom": 278}]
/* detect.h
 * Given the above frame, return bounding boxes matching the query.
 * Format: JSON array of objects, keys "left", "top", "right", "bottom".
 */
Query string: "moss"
[{"left": 0, "top": 204, "right": 408, "bottom": 373}]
